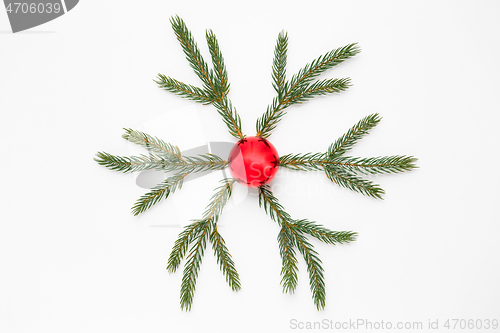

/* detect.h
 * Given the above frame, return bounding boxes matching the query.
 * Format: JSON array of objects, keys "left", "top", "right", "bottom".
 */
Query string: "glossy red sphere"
[{"left": 228, "top": 136, "right": 279, "bottom": 187}]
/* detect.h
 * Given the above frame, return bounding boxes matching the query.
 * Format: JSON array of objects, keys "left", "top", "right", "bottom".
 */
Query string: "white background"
[{"left": 1, "top": 1, "right": 499, "bottom": 332}]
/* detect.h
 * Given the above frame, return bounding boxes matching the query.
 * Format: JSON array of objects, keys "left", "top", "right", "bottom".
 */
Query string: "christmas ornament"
[
  {"left": 228, "top": 136, "right": 280, "bottom": 187},
  {"left": 95, "top": 16, "right": 417, "bottom": 311}
]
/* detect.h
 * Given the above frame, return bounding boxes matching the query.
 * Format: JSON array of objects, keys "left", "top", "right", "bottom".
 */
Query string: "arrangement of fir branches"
[{"left": 94, "top": 15, "right": 417, "bottom": 311}]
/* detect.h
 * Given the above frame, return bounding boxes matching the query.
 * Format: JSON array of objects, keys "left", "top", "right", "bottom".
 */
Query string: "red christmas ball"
[{"left": 228, "top": 136, "right": 279, "bottom": 187}]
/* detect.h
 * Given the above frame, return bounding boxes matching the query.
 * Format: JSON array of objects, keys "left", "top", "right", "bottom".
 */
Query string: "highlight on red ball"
[{"left": 228, "top": 136, "right": 279, "bottom": 188}]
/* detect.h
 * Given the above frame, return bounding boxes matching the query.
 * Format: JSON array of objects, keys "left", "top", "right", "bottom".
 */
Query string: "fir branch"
[
  {"left": 258, "top": 185, "right": 328, "bottom": 308},
  {"left": 255, "top": 79, "right": 351, "bottom": 139},
  {"left": 94, "top": 152, "right": 173, "bottom": 173},
  {"left": 256, "top": 43, "right": 359, "bottom": 138},
  {"left": 324, "top": 166, "right": 385, "bottom": 199},
  {"left": 131, "top": 173, "right": 186, "bottom": 216},
  {"left": 280, "top": 153, "right": 417, "bottom": 175},
  {"left": 168, "top": 16, "right": 245, "bottom": 140},
  {"left": 180, "top": 154, "right": 228, "bottom": 173},
  {"left": 154, "top": 74, "right": 212, "bottom": 104},
  {"left": 288, "top": 226, "right": 326, "bottom": 310},
  {"left": 170, "top": 15, "right": 215, "bottom": 97},
  {"left": 202, "top": 178, "right": 236, "bottom": 221},
  {"left": 122, "top": 128, "right": 183, "bottom": 161},
  {"left": 97, "top": 129, "right": 227, "bottom": 174},
  {"left": 272, "top": 31, "right": 288, "bottom": 98},
  {"left": 258, "top": 186, "right": 300, "bottom": 294},
  {"left": 205, "top": 31, "right": 244, "bottom": 139},
  {"left": 279, "top": 114, "right": 416, "bottom": 199},
  {"left": 210, "top": 225, "right": 241, "bottom": 291},
  {"left": 279, "top": 152, "right": 327, "bottom": 171},
  {"left": 258, "top": 185, "right": 292, "bottom": 226},
  {"left": 212, "top": 98, "right": 245, "bottom": 140},
  {"left": 95, "top": 151, "right": 227, "bottom": 174},
  {"left": 206, "top": 29, "right": 230, "bottom": 99},
  {"left": 280, "top": 154, "right": 407, "bottom": 199},
  {"left": 286, "top": 78, "right": 351, "bottom": 104},
  {"left": 328, "top": 113, "right": 381, "bottom": 159},
  {"left": 278, "top": 223, "right": 299, "bottom": 294},
  {"left": 286, "top": 43, "right": 360, "bottom": 96},
  {"left": 255, "top": 96, "right": 288, "bottom": 139},
  {"left": 167, "top": 220, "right": 208, "bottom": 273},
  {"left": 180, "top": 218, "right": 211, "bottom": 311},
  {"left": 332, "top": 155, "right": 418, "bottom": 175},
  {"left": 179, "top": 178, "right": 238, "bottom": 310},
  {"left": 291, "top": 220, "right": 357, "bottom": 245}
]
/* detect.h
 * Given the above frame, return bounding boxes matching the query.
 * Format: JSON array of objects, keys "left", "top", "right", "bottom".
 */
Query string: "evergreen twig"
[
  {"left": 131, "top": 173, "right": 187, "bottom": 216},
  {"left": 279, "top": 152, "right": 327, "bottom": 171},
  {"left": 122, "top": 128, "right": 183, "bottom": 160},
  {"left": 324, "top": 166, "right": 385, "bottom": 199},
  {"left": 94, "top": 151, "right": 227, "bottom": 174},
  {"left": 272, "top": 31, "right": 288, "bottom": 98},
  {"left": 93, "top": 152, "right": 166, "bottom": 173},
  {"left": 95, "top": 127, "right": 229, "bottom": 216},
  {"left": 210, "top": 225, "right": 241, "bottom": 291},
  {"left": 175, "top": 178, "right": 239, "bottom": 311},
  {"left": 211, "top": 98, "right": 244, "bottom": 141},
  {"left": 169, "top": 15, "right": 214, "bottom": 97},
  {"left": 165, "top": 16, "right": 245, "bottom": 140},
  {"left": 330, "top": 155, "right": 418, "bottom": 175},
  {"left": 167, "top": 220, "right": 208, "bottom": 273},
  {"left": 287, "top": 78, "right": 351, "bottom": 104},
  {"left": 201, "top": 178, "right": 236, "bottom": 222},
  {"left": 206, "top": 29, "right": 230, "bottom": 99},
  {"left": 180, "top": 218, "right": 211, "bottom": 311},
  {"left": 258, "top": 184, "right": 292, "bottom": 225},
  {"left": 277, "top": 223, "right": 299, "bottom": 294},
  {"left": 289, "top": 226, "right": 325, "bottom": 310},
  {"left": 256, "top": 41, "right": 360, "bottom": 138},
  {"left": 280, "top": 153, "right": 416, "bottom": 175},
  {"left": 292, "top": 220, "right": 357, "bottom": 245},
  {"left": 287, "top": 43, "right": 360, "bottom": 95},
  {"left": 328, "top": 113, "right": 381, "bottom": 159},
  {"left": 279, "top": 114, "right": 417, "bottom": 199},
  {"left": 258, "top": 185, "right": 356, "bottom": 309},
  {"left": 154, "top": 74, "right": 212, "bottom": 104},
  {"left": 258, "top": 186, "right": 301, "bottom": 295},
  {"left": 205, "top": 179, "right": 241, "bottom": 291}
]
